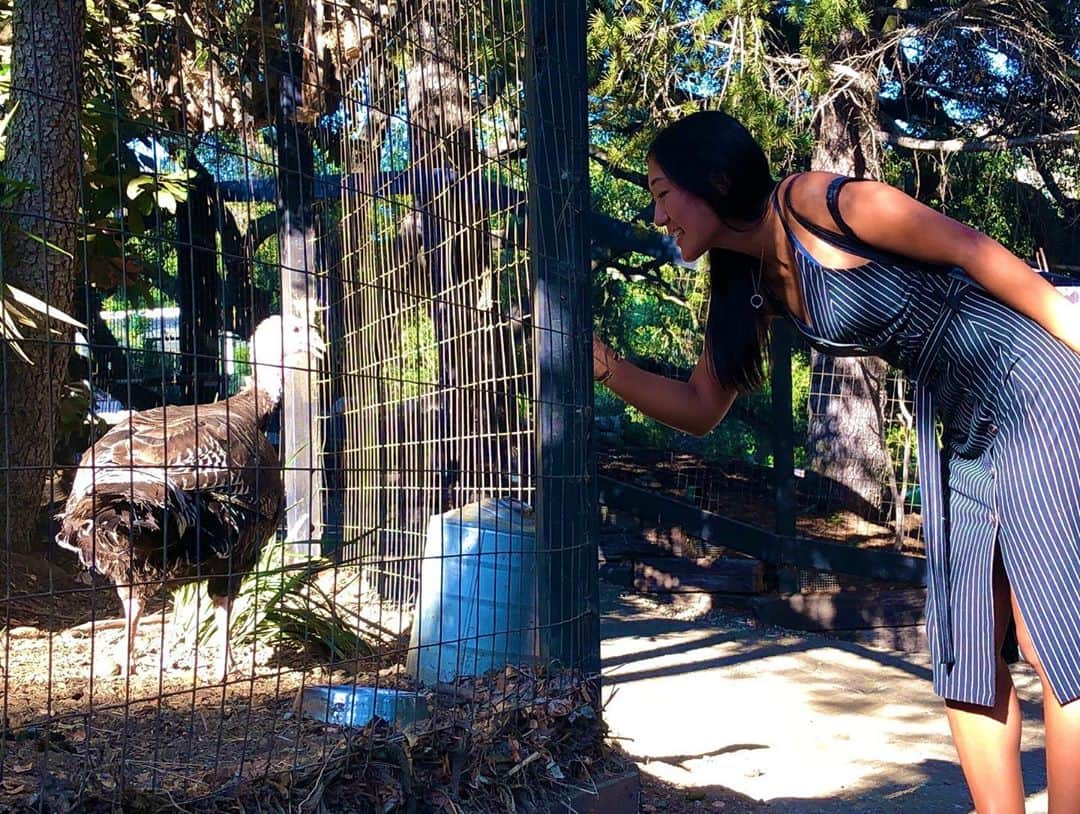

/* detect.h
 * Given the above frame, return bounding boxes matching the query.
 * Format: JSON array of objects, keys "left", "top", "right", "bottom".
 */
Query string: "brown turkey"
[{"left": 56, "top": 314, "right": 324, "bottom": 676}]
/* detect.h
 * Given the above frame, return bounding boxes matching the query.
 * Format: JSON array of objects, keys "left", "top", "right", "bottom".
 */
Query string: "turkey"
[{"left": 56, "top": 314, "right": 324, "bottom": 677}]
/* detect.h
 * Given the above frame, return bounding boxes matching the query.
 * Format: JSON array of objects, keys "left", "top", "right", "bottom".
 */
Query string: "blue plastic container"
[
  {"left": 299, "top": 685, "right": 426, "bottom": 728},
  {"left": 407, "top": 498, "right": 540, "bottom": 686}
]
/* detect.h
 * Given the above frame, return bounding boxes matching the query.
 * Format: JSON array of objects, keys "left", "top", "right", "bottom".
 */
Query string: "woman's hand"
[{"left": 593, "top": 336, "right": 620, "bottom": 384}]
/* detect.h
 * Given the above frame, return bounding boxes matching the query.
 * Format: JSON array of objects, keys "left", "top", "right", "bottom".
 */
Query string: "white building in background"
[
  {"left": 99, "top": 306, "right": 181, "bottom": 354},
  {"left": 98, "top": 306, "right": 248, "bottom": 378}
]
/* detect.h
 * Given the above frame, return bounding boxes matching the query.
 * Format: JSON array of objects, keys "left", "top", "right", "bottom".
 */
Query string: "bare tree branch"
[
  {"left": 876, "top": 129, "right": 1079, "bottom": 153},
  {"left": 598, "top": 258, "right": 693, "bottom": 313},
  {"left": 1031, "top": 150, "right": 1080, "bottom": 222}
]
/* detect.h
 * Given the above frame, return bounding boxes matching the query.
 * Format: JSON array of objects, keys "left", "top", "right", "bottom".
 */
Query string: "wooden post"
[
  {"left": 277, "top": 48, "right": 323, "bottom": 557},
  {"left": 176, "top": 164, "right": 220, "bottom": 405},
  {"left": 526, "top": 0, "right": 597, "bottom": 679}
]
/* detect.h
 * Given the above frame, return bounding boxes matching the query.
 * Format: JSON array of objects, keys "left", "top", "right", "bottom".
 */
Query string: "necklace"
[{"left": 749, "top": 250, "right": 765, "bottom": 310}]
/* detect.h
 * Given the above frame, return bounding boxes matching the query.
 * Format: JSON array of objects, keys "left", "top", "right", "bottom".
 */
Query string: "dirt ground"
[
  {"left": 0, "top": 548, "right": 415, "bottom": 809},
  {"left": 1, "top": 547, "right": 620, "bottom": 812},
  {"left": 637, "top": 772, "right": 765, "bottom": 813},
  {"left": 600, "top": 580, "right": 1049, "bottom": 814},
  {"left": 2, "top": 532, "right": 1049, "bottom": 813}
]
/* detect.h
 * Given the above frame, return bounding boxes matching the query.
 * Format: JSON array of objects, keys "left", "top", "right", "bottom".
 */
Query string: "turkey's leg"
[
  {"left": 211, "top": 594, "right": 236, "bottom": 678},
  {"left": 108, "top": 588, "right": 143, "bottom": 676}
]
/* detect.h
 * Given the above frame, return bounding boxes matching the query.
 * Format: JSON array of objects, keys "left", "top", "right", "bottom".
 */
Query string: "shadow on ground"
[{"left": 600, "top": 583, "right": 1048, "bottom": 814}]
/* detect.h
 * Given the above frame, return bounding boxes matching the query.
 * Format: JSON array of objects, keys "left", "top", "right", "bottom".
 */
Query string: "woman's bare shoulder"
[
  {"left": 780, "top": 171, "right": 843, "bottom": 217},
  {"left": 783, "top": 171, "right": 899, "bottom": 225}
]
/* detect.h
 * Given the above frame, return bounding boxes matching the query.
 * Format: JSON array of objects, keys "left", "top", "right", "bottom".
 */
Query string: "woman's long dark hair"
[{"left": 647, "top": 111, "right": 776, "bottom": 392}]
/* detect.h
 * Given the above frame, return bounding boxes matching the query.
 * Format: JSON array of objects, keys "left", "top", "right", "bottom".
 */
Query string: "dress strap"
[
  {"left": 825, "top": 176, "right": 864, "bottom": 243},
  {"left": 775, "top": 174, "right": 952, "bottom": 272},
  {"left": 779, "top": 175, "right": 878, "bottom": 259}
]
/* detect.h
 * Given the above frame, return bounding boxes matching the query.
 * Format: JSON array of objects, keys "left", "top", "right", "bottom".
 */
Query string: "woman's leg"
[
  {"left": 1010, "top": 591, "right": 1080, "bottom": 814},
  {"left": 945, "top": 551, "right": 1025, "bottom": 814}
]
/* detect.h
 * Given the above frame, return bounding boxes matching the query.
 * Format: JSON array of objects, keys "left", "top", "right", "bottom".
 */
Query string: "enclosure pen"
[{"left": 0, "top": 1, "right": 609, "bottom": 811}]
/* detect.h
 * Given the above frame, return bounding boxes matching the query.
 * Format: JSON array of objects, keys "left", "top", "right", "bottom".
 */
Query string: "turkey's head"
[{"left": 247, "top": 314, "right": 325, "bottom": 403}]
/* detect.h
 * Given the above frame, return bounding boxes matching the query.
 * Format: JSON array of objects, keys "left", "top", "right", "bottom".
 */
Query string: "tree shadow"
[
  {"left": 601, "top": 587, "right": 1049, "bottom": 814},
  {"left": 699, "top": 750, "right": 1046, "bottom": 813}
]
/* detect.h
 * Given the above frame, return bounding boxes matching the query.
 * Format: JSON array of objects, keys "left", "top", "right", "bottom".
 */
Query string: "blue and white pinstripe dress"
[{"left": 772, "top": 175, "right": 1080, "bottom": 707}]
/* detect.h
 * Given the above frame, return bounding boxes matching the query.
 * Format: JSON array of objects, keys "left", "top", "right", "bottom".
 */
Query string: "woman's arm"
[
  {"left": 811, "top": 176, "right": 1080, "bottom": 354},
  {"left": 593, "top": 337, "right": 737, "bottom": 436}
]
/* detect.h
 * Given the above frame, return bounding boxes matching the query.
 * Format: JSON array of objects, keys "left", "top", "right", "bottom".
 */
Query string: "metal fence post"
[
  {"left": 277, "top": 47, "right": 323, "bottom": 556},
  {"left": 526, "top": 0, "right": 598, "bottom": 677},
  {"left": 770, "top": 320, "right": 797, "bottom": 539}
]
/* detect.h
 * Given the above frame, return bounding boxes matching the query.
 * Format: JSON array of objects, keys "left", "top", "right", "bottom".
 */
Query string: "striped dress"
[{"left": 771, "top": 175, "right": 1080, "bottom": 706}]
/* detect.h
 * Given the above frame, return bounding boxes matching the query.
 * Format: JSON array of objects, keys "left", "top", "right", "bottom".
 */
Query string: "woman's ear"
[{"left": 708, "top": 171, "right": 731, "bottom": 197}]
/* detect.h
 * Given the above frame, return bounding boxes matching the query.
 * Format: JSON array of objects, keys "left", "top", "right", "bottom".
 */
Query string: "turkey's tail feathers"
[{"left": 55, "top": 483, "right": 182, "bottom": 574}]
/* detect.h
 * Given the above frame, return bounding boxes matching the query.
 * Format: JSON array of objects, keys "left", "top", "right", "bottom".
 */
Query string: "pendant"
[{"left": 749, "top": 293, "right": 764, "bottom": 310}]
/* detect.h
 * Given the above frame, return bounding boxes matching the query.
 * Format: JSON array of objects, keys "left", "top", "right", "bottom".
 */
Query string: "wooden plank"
[
  {"left": 633, "top": 556, "right": 766, "bottom": 595},
  {"left": 598, "top": 530, "right": 678, "bottom": 562},
  {"left": 750, "top": 588, "right": 927, "bottom": 632},
  {"left": 599, "top": 476, "right": 927, "bottom": 586}
]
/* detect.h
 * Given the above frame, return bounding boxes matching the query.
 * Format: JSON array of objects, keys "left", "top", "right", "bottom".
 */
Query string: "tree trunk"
[
  {"left": 806, "top": 55, "right": 891, "bottom": 518},
  {"left": 0, "top": 0, "right": 85, "bottom": 551},
  {"left": 805, "top": 353, "right": 890, "bottom": 517}
]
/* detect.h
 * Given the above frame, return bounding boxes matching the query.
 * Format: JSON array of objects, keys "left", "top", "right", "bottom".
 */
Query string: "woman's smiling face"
[{"left": 647, "top": 154, "right": 723, "bottom": 263}]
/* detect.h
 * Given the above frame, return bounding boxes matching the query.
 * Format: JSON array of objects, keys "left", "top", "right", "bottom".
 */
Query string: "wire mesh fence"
[
  {"left": 597, "top": 337, "right": 927, "bottom": 556},
  {"left": 597, "top": 269, "right": 1080, "bottom": 583},
  {"left": 0, "top": 1, "right": 604, "bottom": 811}
]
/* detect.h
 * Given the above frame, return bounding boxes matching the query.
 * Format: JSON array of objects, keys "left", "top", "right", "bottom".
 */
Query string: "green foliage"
[
  {"left": 80, "top": 106, "right": 194, "bottom": 298},
  {"left": 0, "top": 0, "right": 191, "bottom": 305},
  {"left": 231, "top": 340, "right": 251, "bottom": 381},
  {"left": 254, "top": 235, "right": 282, "bottom": 314},
  {"left": 587, "top": 0, "right": 815, "bottom": 168},
  {"left": 231, "top": 554, "right": 376, "bottom": 662},
  {"left": 588, "top": 0, "right": 1080, "bottom": 473},
  {"left": 172, "top": 540, "right": 379, "bottom": 663},
  {"left": 789, "top": 349, "right": 811, "bottom": 467},
  {"left": 75, "top": 4, "right": 196, "bottom": 298},
  {"left": 589, "top": 161, "right": 649, "bottom": 225},
  {"left": 928, "top": 152, "right": 1037, "bottom": 258},
  {"left": 385, "top": 309, "right": 438, "bottom": 404},
  {"left": 786, "top": 0, "right": 870, "bottom": 51},
  {"left": 2, "top": 0, "right": 286, "bottom": 314}
]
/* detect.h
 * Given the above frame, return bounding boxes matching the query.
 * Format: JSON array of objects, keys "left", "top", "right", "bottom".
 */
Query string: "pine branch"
[{"left": 589, "top": 146, "right": 648, "bottom": 188}]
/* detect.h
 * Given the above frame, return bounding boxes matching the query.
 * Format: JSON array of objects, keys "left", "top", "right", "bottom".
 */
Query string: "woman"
[{"left": 593, "top": 110, "right": 1080, "bottom": 813}]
